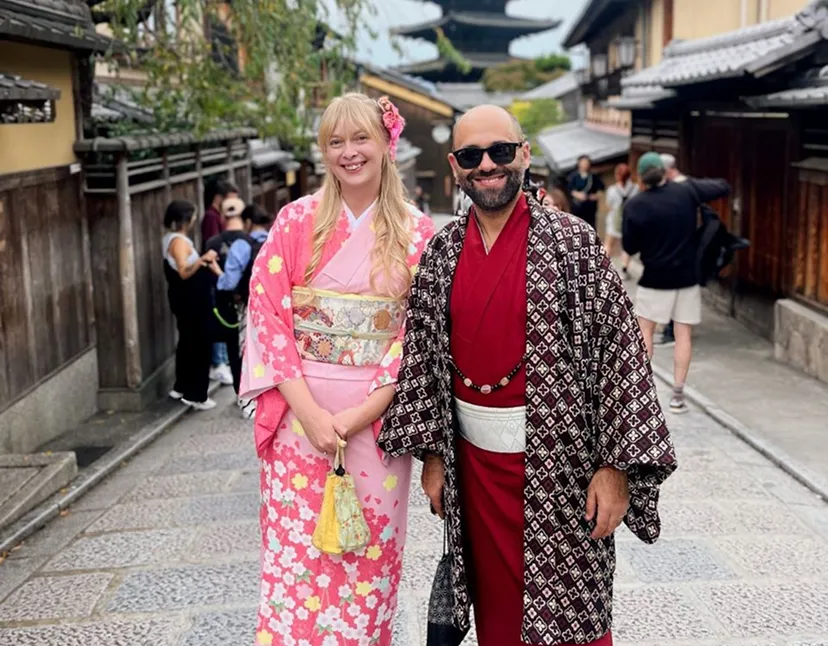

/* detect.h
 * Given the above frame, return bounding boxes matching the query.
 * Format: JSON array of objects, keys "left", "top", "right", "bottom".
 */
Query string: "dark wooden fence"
[{"left": 0, "top": 166, "right": 94, "bottom": 413}]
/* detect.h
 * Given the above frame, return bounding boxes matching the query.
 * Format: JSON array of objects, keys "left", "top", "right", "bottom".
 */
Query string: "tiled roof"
[
  {"left": 745, "top": 65, "right": 828, "bottom": 107},
  {"left": 535, "top": 121, "right": 629, "bottom": 173},
  {"left": 435, "top": 82, "right": 519, "bottom": 109},
  {"left": 0, "top": 72, "right": 61, "bottom": 101},
  {"left": 521, "top": 72, "right": 579, "bottom": 100},
  {"left": 392, "top": 11, "right": 560, "bottom": 38},
  {"left": 74, "top": 128, "right": 257, "bottom": 153},
  {"left": 396, "top": 52, "right": 515, "bottom": 75},
  {"left": 622, "top": 1, "right": 828, "bottom": 91},
  {"left": 93, "top": 83, "right": 154, "bottom": 124},
  {"left": 0, "top": 0, "right": 113, "bottom": 51},
  {"left": 358, "top": 61, "right": 466, "bottom": 113}
]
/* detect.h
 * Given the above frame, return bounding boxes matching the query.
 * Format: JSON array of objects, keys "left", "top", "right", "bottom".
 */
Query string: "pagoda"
[{"left": 392, "top": 0, "right": 561, "bottom": 83}]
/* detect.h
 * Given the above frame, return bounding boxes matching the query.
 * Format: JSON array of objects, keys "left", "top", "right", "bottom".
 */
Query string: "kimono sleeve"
[
  {"left": 591, "top": 257, "right": 678, "bottom": 543},
  {"left": 369, "top": 212, "right": 437, "bottom": 393},
  {"left": 377, "top": 236, "right": 447, "bottom": 460},
  {"left": 239, "top": 204, "right": 304, "bottom": 401}
]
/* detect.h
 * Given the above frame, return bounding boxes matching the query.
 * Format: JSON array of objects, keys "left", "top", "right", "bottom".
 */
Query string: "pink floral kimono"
[{"left": 240, "top": 192, "right": 435, "bottom": 646}]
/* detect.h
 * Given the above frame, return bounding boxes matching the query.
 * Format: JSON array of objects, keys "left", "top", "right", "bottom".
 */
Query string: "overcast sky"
[{"left": 326, "top": 0, "right": 590, "bottom": 68}]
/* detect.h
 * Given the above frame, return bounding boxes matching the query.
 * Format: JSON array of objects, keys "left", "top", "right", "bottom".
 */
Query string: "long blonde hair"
[{"left": 307, "top": 93, "right": 412, "bottom": 300}]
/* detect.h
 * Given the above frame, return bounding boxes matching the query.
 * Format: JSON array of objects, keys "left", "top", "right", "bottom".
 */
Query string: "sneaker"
[
  {"left": 655, "top": 334, "right": 676, "bottom": 348},
  {"left": 210, "top": 364, "right": 234, "bottom": 386},
  {"left": 182, "top": 397, "right": 218, "bottom": 411},
  {"left": 238, "top": 398, "right": 257, "bottom": 420},
  {"left": 669, "top": 395, "right": 688, "bottom": 414},
  {"left": 169, "top": 389, "right": 184, "bottom": 400}
]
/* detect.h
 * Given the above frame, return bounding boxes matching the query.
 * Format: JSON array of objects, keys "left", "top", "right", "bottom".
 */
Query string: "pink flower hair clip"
[{"left": 377, "top": 96, "right": 405, "bottom": 161}]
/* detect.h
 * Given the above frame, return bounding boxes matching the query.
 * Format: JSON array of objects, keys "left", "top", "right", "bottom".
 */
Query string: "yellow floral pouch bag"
[{"left": 312, "top": 440, "right": 371, "bottom": 555}]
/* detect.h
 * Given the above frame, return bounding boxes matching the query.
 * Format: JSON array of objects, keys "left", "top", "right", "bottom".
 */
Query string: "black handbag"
[{"left": 426, "top": 527, "right": 469, "bottom": 646}]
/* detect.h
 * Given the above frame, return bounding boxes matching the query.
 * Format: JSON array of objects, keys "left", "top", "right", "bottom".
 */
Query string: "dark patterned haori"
[{"left": 379, "top": 193, "right": 678, "bottom": 645}]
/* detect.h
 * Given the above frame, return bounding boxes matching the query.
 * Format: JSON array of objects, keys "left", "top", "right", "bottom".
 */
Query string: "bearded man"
[{"left": 378, "top": 106, "right": 677, "bottom": 646}]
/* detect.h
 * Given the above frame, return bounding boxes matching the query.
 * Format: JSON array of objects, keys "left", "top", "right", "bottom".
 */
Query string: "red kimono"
[{"left": 450, "top": 195, "right": 612, "bottom": 646}]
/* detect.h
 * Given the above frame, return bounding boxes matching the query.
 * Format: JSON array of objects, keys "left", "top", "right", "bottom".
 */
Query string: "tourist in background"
[
  {"left": 162, "top": 200, "right": 219, "bottom": 411},
  {"left": 604, "top": 163, "right": 639, "bottom": 276},
  {"left": 623, "top": 152, "right": 730, "bottom": 414},
  {"left": 567, "top": 154, "right": 604, "bottom": 230},
  {"left": 203, "top": 179, "right": 240, "bottom": 388}
]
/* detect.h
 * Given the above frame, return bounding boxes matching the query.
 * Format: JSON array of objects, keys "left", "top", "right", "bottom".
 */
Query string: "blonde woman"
[{"left": 240, "top": 93, "right": 435, "bottom": 645}]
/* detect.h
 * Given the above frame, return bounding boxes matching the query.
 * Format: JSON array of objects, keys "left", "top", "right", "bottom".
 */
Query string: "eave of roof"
[
  {"left": 621, "top": 1, "right": 828, "bottom": 92},
  {"left": 74, "top": 128, "right": 258, "bottom": 153},
  {"left": 0, "top": 72, "right": 61, "bottom": 101},
  {"left": 562, "top": 0, "right": 629, "bottom": 48},
  {"left": 744, "top": 65, "right": 828, "bottom": 107},
  {"left": 392, "top": 11, "right": 560, "bottom": 39},
  {"left": 357, "top": 61, "right": 465, "bottom": 114},
  {"left": 0, "top": 0, "right": 116, "bottom": 52},
  {"left": 520, "top": 72, "right": 579, "bottom": 100},
  {"left": 536, "top": 120, "right": 629, "bottom": 173}
]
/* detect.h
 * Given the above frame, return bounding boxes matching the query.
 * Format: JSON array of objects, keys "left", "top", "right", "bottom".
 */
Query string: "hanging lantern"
[
  {"left": 617, "top": 36, "right": 638, "bottom": 68},
  {"left": 574, "top": 66, "right": 590, "bottom": 86},
  {"left": 591, "top": 53, "right": 608, "bottom": 78}
]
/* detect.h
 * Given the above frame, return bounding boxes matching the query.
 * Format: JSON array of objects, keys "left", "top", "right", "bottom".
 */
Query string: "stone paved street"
[{"left": 1, "top": 387, "right": 828, "bottom": 646}]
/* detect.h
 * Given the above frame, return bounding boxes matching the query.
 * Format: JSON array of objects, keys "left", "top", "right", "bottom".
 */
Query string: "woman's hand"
[
  {"left": 297, "top": 405, "right": 339, "bottom": 455},
  {"left": 201, "top": 249, "right": 219, "bottom": 266},
  {"left": 332, "top": 406, "right": 367, "bottom": 440}
]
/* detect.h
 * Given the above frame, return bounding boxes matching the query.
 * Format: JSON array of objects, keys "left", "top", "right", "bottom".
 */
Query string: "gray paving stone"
[
  {"left": 106, "top": 561, "right": 258, "bottom": 612},
  {"left": 43, "top": 528, "right": 195, "bottom": 571},
  {"left": 613, "top": 586, "right": 725, "bottom": 642},
  {"left": 672, "top": 447, "right": 739, "bottom": 472},
  {"left": 161, "top": 451, "right": 258, "bottom": 476},
  {"left": 401, "top": 548, "right": 441, "bottom": 591},
  {"left": 696, "top": 582, "right": 828, "bottom": 637},
  {"left": 180, "top": 492, "right": 260, "bottom": 525},
  {"left": 227, "top": 470, "right": 260, "bottom": 493},
  {"left": 745, "top": 466, "right": 826, "bottom": 506},
  {"left": 660, "top": 467, "right": 769, "bottom": 501},
  {"left": 0, "top": 557, "right": 46, "bottom": 604},
  {"left": 406, "top": 509, "right": 443, "bottom": 546},
  {"left": 713, "top": 536, "right": 828, "bottom": 579},
  {"left": 121, "top": 471, "right": 234, "bottom": 502},
  {"left": 621, "top": 538, "right": 736, "bottom": 583},
  {"left": 0, "top": 573, "right": 112, "bottom": 621},
  {"left": 69, "top": 474, "right": 143, "bottom": 511},
  {"left": 174, "top": 432, "right": 249, "bottom": 456},
  {"left": 185, "top": 520, "right": 260, "bottom": 561},
  {"left": 85, "top": 499, "right": 186, "bottom": 533},
  {"left": 790, "top": 503, "right": 828, "bottom": 540},
  {"left": 7, "top": 511, "right": 102, "bottom": 560},
  {"left": 0, "top": 617, "right": 186, "bottom": 646},
  {"left": 178, "top": 607, "right": 256, "bottom": 646}
]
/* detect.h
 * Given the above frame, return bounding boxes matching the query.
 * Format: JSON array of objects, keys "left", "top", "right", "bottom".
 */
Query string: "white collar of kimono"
[{"left": 343, "top": 199, "right": 377, "bottom": 230}]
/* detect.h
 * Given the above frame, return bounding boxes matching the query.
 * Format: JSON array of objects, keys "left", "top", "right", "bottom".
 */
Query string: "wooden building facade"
[
  {"left": 614, "top": 0, "right": 828, "bottom": 382},
  {"left": 358, "top": 65, "right": 462, "bottom": 214},
  {"left": 0, "top": 0, "right": 114, "bottom": 454}
]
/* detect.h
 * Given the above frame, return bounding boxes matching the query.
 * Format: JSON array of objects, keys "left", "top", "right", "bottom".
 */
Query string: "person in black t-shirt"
[
  {"left": 567, "top": 155, "right": 604, "bottom": 230},
  {"left": 622, "top": 152, "right": 730, "bottom": 414}
]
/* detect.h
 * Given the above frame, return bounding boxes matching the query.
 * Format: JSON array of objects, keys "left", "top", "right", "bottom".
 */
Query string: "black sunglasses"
[{"left": 451, "top": 142, "right": 524, "bottom": 170}]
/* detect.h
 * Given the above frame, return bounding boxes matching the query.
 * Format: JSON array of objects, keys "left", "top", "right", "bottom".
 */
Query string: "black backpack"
[
  {"left": 688, "top": 182, "right": 750, "bottom": 286},
  {"left": 236, "top": 235, "right": 266, "bottom": 304}
]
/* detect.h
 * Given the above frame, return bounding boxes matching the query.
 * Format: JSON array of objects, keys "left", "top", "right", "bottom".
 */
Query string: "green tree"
[
  {"left": 94, "top": 0, "right": 376, "bottom": 148},
  {"left": 482, "top": 54, "right": 571, "bottom": 93},
  {"left": 514, "top": 98, "right": 562, "bottom": 143}
]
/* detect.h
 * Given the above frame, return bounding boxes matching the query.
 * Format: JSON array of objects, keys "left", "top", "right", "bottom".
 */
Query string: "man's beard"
[{"left": 458, "top": 166, "right": 524, "bottom": 212}]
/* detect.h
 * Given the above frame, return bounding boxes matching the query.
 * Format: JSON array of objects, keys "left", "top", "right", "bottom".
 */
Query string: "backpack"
[
  {"left": 236, "top": 235, "right": 265, "bottom": 304},
  {"left": 688, "top": 182, "right": 750, "bottom": 286},
  {"left": 211, "top": 233, "right": 261, "bottom": 329}
]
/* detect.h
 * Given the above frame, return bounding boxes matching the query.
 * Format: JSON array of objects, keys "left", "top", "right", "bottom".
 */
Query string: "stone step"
[{"left": 0, "top": 453, "right": 77, "bottom": 533}]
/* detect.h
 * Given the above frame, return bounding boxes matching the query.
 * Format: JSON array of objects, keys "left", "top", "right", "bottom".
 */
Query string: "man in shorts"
[{"left": 623, "top": 152, "right": 730, "bottom": 413}]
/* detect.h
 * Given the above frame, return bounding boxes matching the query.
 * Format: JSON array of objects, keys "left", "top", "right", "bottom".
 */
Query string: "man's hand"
[
  {"left": 572, "top": 190, "right": 587, "bottom": 202},
  {"left": 422, "top": 454, "right": 445, "bottom": 519},
  {"left": 585, "top": 467, "right": 630, "bottom": 539}
]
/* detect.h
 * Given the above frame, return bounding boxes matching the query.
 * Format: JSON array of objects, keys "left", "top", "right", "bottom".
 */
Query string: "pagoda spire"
[{"left": 392, "top": 1, "right": 561, "bottom": 83}]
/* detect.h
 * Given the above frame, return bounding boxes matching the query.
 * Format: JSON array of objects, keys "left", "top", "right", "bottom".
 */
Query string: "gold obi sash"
[{"left": 292, "top": 287, "right": 403, "bottom": 367}]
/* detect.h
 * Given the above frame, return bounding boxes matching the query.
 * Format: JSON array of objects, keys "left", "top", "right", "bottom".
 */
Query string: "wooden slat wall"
[
  {"left": 0, "top": 167, "right": 92, "bottom": 412},
  {"left": 792, "top": 172, "right": 828, "bottom": 306}
]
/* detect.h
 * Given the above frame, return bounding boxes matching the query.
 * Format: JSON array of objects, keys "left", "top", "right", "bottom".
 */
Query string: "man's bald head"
[{"left": 452, "top": 105, "right": 524, "bottom": 149}]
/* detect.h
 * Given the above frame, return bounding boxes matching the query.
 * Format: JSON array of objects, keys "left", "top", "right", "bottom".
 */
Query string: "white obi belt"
[{"left": 454, "top": 398, "right": 526, "bottom": 454}]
